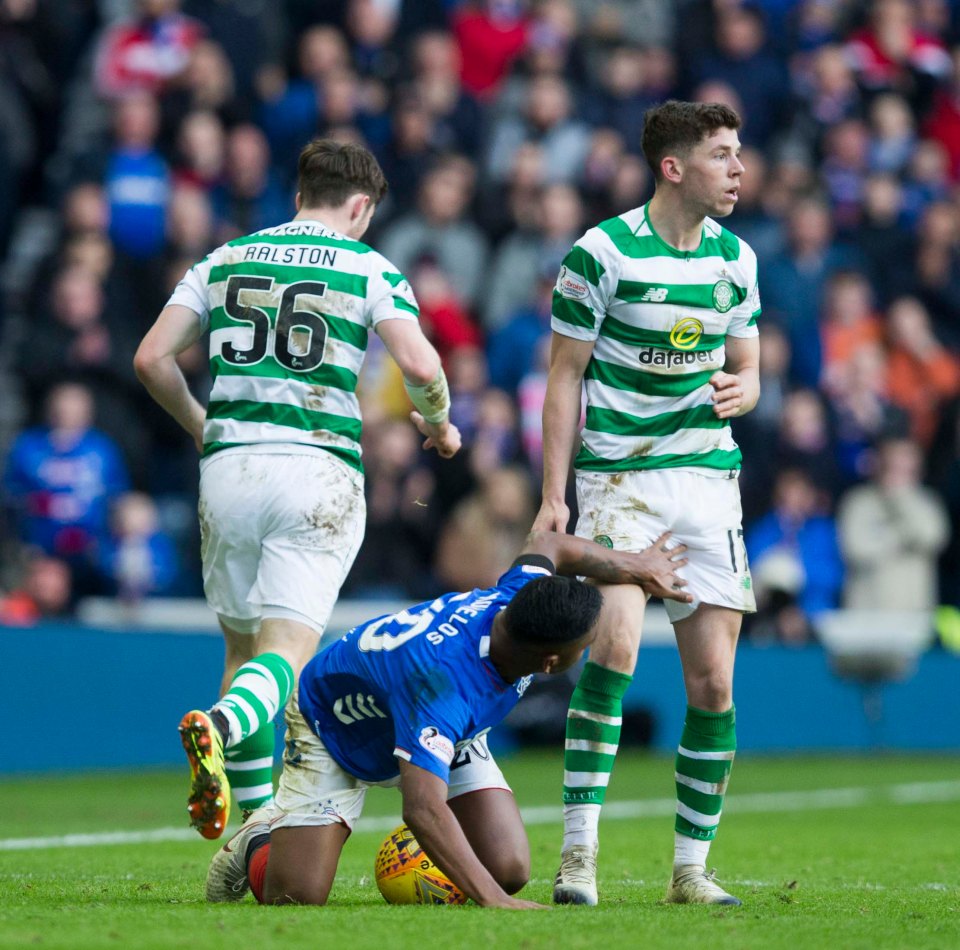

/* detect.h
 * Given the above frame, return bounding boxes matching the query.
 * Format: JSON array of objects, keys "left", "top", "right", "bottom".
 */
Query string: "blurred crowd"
[{"left": 3, "top": 0, "right": 960, "bottom": 647}]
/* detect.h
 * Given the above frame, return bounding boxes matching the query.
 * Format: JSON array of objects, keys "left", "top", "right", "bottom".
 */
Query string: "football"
[{"left": 374, "top": 825, "right": 467, "bottom": 905}]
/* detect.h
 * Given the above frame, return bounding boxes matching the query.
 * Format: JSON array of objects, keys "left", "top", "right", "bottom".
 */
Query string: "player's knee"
[
  {"left": 590, "top": 627, "right": 639, "bottom": 672},
  {"left": 488, "top": 845, "right": 529, "bottom": 895},
  {"left": 263, "top": 869, "right": 331, "bottom": 906},
  {"left": 686, "top": 670, "right": 733, "bottom": 710}
]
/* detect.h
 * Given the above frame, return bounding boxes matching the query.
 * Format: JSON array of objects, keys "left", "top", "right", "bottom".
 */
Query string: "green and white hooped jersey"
[
  {"left": 552, "top": 203, "right": 761, "bottom": 476},
  {"left": 168, "top": 220, "right": 420, "bottom": 472}
]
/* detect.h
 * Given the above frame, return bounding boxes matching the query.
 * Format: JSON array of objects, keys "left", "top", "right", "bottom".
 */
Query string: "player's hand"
[
  {"left": 628, "top": 531, "right": 692, "bottom": 603},
  {"left": 485, "top": 895, "right": 551, "bottom": 910},
  {"left": 532, "top": 498, "right": 570, "bottom": 534},
  {"left": 709, "top": 371, "right": 744, "bottom": 419},
  {"left": 410, "top": 411, "right": 461, "bottom": 458}
]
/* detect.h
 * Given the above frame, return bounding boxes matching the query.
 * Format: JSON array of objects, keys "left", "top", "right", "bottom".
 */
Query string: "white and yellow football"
[{"left": 374, "top": 825, "right": 467, "bottom": 905}]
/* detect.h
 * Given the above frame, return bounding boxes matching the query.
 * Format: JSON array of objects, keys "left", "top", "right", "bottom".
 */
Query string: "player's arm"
[
  {"left": 375, "top": 318, "right": 461, "bottom": 459},
  {"left": 517, "top": 529, "right": 692, "bottom": 603},
  {"left": 710, "top": 334, "right": 760, "bottom": 420},
  {"left": 133, "top": 304, "right": 207, "bottom": 451},
  {"left": 533, "top": 332, "right": 595, "bottom": 533},
  {"left": 398, "top": 761, "right": 547, "bottom": 910}
]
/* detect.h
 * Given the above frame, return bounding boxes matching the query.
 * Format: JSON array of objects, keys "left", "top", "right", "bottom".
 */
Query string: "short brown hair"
[
  {"left": 297, "top": 138, "right": 388, "bottom": 207},
  {"left": 641, "top": 100, "right": 742, "bottom": 180}
]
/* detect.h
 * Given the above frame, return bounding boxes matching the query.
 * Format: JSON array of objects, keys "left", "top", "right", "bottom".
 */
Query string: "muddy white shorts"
[
  {"left": 198, "top": 447, "right": 365, "bottom": 634},
  {"left": 575, "top": 468, "right": 756, "bottom": 622},
  {"left": 270, "top": 693, "right": 510, "bottom": 830}
]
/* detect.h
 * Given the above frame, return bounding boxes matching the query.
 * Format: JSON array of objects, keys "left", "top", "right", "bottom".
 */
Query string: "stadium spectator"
[
  {"left": 172, "top": 110, "right": 226, "bottom": 191},
  {"left": 344, "top": 418, "right": 439, "bottom": 600},
  {"left": 210, "top": 124, "right": 289, "bottom": 241},
  {"left": 837, "top": 436, "right": 949, "bottom": 611},
  {"left": 97, "top": 491, "right": 179, "bottom": 600},
  {"left": 843, "top": 0, "right": 950, "bottom": 109},
  {"left": 819, "top": 270, "right": 884, "bottom": 395},
  {"left": 829, "top": 340, "right": 910, "bottom": 482},
  {"left": 102, "top": 91, "right": 171, "bottom": 260},
  {"left": 483, "top": 182, "right": 583, "bottom": 330},
  {"left": 883, "top": 295, "right": 960, "bottom": 447},
  {"left": 746, "top": 467, "right": 844, "bottom": 617},
  {"left": 487, "top": 266, "right": 555, "bottom": 396},
  {"left": 94, "top": 0, "right": 204, "bottom": 100},
  {"left": 407, "top": 261, "right": 482, "bottom": 361},
  {"left": 3, "top": 383, "right": 129, "bottom": 594},
  {"left": 452, "top": 0, "right": 530, "bottom": 101},
  {"left": 485, "top": 74, "right": 591, "bottom": 185},
  {"left": 763, "top": 195, "right": 861, "bottom": 387},
  {"left": 435, "top": 465, "right": 535, "bottom": 590},
  {"left": 406, "top": 29, "right": 484, "bottom": 159},
  {"left": 689, "top": 4, "right": 789, "bottom": 147},
  {"left": 0, "top": 552, "right": 73, "bottom": 625},
  {"left": 379, "top": 156, "right": 489, "bottom": 311}
]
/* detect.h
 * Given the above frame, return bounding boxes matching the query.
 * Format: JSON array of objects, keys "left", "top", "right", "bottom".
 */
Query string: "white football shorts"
[
  {"left": 575, "top": 467, "right": 756, "bottom": 622},
  {"left": 270, "top": 692, "right": 510, "bottom": 830},
  {"left": 198, "top": 448, "right": 365, "bottom": 634}
]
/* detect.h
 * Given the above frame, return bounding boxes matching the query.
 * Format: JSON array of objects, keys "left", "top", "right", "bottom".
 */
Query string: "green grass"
[{"left": 1, "top": 752, "right": 958, "bottom": 949}]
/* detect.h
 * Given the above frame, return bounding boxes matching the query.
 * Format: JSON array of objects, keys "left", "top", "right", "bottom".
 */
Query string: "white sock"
[
  {"left": 562, "top": 803, "right": 601, "bottom": 850},
  {"left": 673, "top": 832, "right": 711, "bottom": 869}
]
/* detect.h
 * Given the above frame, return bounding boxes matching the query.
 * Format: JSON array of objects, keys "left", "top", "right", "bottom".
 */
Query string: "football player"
[{"left": 204, "top": 528, "right": 691, "bottom": 909}]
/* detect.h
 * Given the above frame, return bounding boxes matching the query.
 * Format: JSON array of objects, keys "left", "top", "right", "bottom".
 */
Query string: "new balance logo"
[
  {"left": 333, "top": 693, "right": 389, "bottom": 724},
  {"left": 640, "top": 287, "right": 669, "bottom": 302}
]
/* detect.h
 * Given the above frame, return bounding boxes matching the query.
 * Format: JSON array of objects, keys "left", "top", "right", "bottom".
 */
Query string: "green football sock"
[
  {"left": 674, "top": 705, "right": 736, "bottom": 846},
  {"left": 225, "top": 723, "right": 276, "bottom": 813},
  {"left": 213, "top": 652, "right": 294, "bottom": 747},
  {"left": 562, "top": 661, "right": 633, "bottom": 849}
]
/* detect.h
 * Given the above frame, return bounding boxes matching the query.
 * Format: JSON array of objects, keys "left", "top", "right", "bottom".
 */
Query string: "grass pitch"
[{"left": 1, "top": 751, "right": 958, "bottom": 950}]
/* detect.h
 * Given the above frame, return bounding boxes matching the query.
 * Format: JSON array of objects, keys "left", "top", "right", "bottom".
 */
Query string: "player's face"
[{"left": 680, "top": 127, "right": 744, "bottom": 219}]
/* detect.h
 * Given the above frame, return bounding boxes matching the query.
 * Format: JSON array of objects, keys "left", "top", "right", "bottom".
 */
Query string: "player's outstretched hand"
[
  {"left": 532, "top": 498, "right": 570, "bottom": 534},
  {"left": 487, "top": 896, "right": 551, "bottom": 910},
  {"left": 410, "top": 411, "right": 461, "bottom": 458},
  {"left": 709, "top": 371, "right": 744, "bottom": 419},
  {"left": 627, "top": 531, "right": 692, "bottom": 603}
]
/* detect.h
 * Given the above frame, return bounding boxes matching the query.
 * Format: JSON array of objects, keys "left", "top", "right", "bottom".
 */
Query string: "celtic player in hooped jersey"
[
  {"left": 201, "top": 529, "right": 692, "bottom": 908},
  {"left": 534, "top": 101, "right": 761, "bottom": 908},
  {"left": 135, "top": 140, "right": 461, "bottom": 839}
]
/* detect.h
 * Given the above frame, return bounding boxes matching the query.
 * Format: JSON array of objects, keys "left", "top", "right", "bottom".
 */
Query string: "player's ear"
[
  {"left": 540, "top": 653, "right": 561, "bottom": 674},
  {"left": 661, "top": 155, "right": 683, "bottom": 184},
  {"left": 295, "top": 191, "right": 303, "bottom": 211},
  {"left": 350, "top": 192, "right": 371, "bottom": 222}
]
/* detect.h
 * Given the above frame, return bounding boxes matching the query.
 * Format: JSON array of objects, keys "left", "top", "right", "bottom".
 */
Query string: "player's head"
[
  {"left": 500, "top": 576, "right": 603, "bottom": 675},
  {"left": 296, "top": 138, "right": 388, "bottom": 237},
  {"left": 642, "top": 100, "right": 744, "bottom": 217}
]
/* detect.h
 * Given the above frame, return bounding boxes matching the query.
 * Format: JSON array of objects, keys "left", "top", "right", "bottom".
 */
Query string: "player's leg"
[
  {"left": 197, "top": 453, "right": 366, "bottom": 833},
  {"left": 258, "top": 824, "right": 350, "bottom": 905},
  {"left": 447, "top": 738, "right": 529, "bottom": 894},
  {"left": 553, "top": 582, "right": 646, "bottom": 906},
  {"left": 181, "top": 458, "right": 267, "bottom": 837},
  {"left": 220, "top": 624, "right": 277, "bottom": 818},
  {"left": 668, "top": 603, "right": 742, "bottom": 905},
  {"left": 207, "top": 691, "right": 366, "bottom": 904}
]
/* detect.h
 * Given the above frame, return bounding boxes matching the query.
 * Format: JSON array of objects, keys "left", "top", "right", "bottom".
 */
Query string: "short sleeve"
[
  {"left": 367, "top": 259, "right": 421, "bottom": 327},
  {"left": 494, "top": 561, "right": 555, "bottom": 595},
  {"left": 726, "top": 250, "right": 761, "bottom": 339},
  {"left": 551, "top": 231, "right": 613, "bottom": 342},
  {"left": 166, "top": 256, "right": 214, "bottom": 332},
  {"left": 393, "top": 705, "right": 469, "bottom": 784}
]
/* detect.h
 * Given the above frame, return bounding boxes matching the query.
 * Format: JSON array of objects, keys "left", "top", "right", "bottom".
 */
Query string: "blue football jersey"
[{"left": 297, "top": 560, "right": 553, "bottom": 783}]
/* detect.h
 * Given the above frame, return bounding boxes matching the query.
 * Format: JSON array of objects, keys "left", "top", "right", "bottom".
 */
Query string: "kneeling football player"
[{"left": 204, "top": 528, "right": 691, "bottom": 909}]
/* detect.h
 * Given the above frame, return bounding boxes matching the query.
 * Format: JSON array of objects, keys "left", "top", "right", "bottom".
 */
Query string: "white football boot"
[
  {"left": 552, "top": 843, "right": 599, "bottom": 905},
  {"left": 665, "top": 865, "right": 742, "bottom": 906},
  {"left": 205, "top": 804, "right": 275, "bottom": 902}
]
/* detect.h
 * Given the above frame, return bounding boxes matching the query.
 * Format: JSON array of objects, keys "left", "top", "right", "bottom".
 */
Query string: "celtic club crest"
[{"left": 712, "top": 279, "right": 734, "bottom": 313}]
